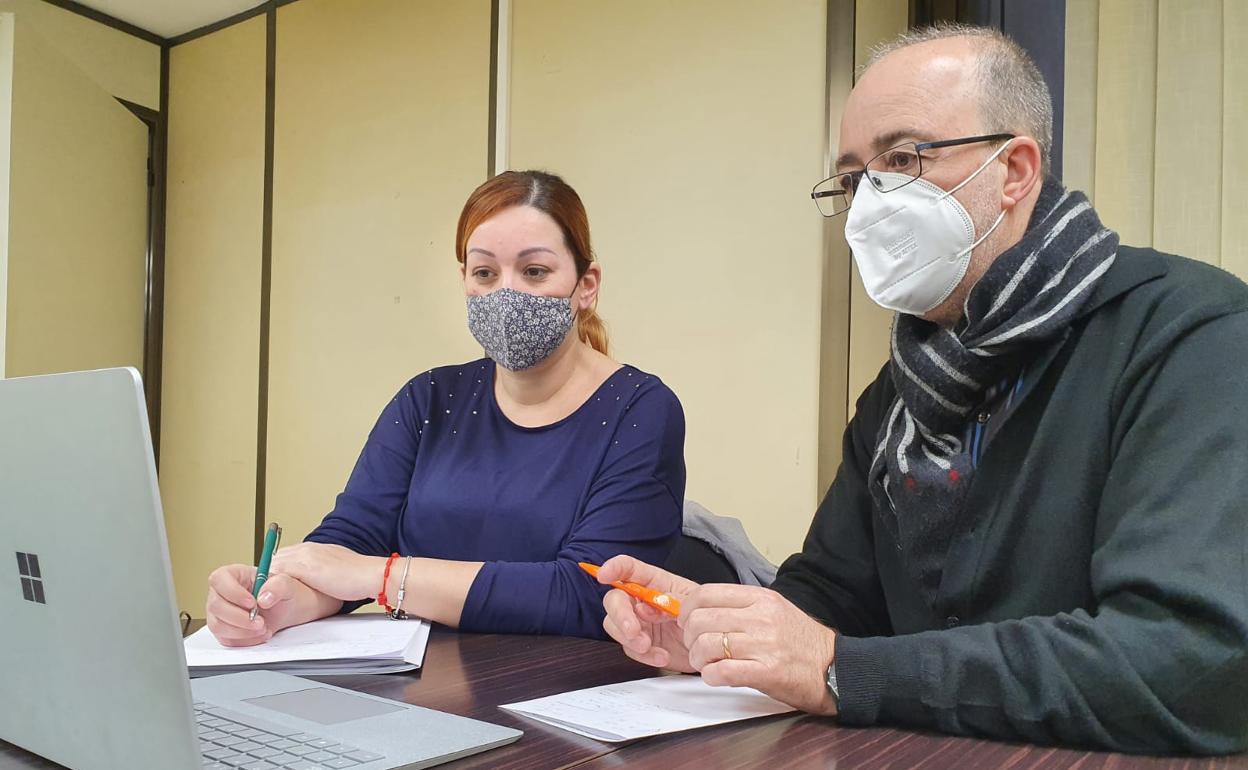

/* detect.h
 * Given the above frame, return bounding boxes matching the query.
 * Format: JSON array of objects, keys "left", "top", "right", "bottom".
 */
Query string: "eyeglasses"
[{"left": 810, "top": 133, "right": 1015, "bottom": 217}]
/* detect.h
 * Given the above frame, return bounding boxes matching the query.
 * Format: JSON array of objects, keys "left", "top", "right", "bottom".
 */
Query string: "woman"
[{"left": 205, "top": 170, "right": 685, "bottom": 643}]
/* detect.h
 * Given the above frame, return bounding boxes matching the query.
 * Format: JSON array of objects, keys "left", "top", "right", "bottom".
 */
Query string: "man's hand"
[
  {"left": 598, "top": 555, "right": 700, "bottom": 672},
  {"left": 681, "top": 585, "right": 839, "bottom": 716},
  {"left": 269, "top": 542, "right": 381, "bottom": 602}
]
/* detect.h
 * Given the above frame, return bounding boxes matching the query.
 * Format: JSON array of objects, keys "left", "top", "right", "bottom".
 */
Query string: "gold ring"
[{"left": 721, "top": 632, "right": 733, "bottom": 660}]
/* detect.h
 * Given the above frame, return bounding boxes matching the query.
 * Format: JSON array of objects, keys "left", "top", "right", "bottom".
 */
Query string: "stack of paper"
[
  {"left": 501, "top": 675, "right": 795, "bottom": 742},
  {"left": 184, "top": 614, "right": 430, "bottom": 678}
]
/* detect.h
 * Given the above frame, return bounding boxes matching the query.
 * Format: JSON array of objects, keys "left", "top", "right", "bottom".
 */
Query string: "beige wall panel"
[
  {"left": 853, "top": 0, "right": 908, "bottom": 73},
  {"left": 1063, "top": 0, "right": 1098, "bottom": 198},
  {"left": 268, "top": 0, "right": 489, "bottom": 544},
  {"left": 819, "top": 233, "right": 854, "bottom": 496},
  {"left": 509, "top": 0, "right": 827, "bottom": 562},
  {"left": 1094, "top": 0, "right": 1157, "bottom": 247},
  {"left": 1153, "top": 0, "right": 1222, "bottom": 265},
  {"left": 1221, "top": 0, "right": 1247, "bottom": 280},
  {"left": 5, "top": 18, "right": 147, "bottom": 378},
  {"left": 0, "top": 0, "right": 159, "bottom": 108},
  {"left": 162, "top": 17, "right": 266, "bottom": 614},
  {"left": 846, "top": 263, "right": 894, "bottom": 413},
  {"left": 846, "top": 0, "right": 907, "bottom": 419},
  {"left": 0, "top": 14, "right": 11, "bottom": 378},
  {"left": 817, "top": 1, "right": 856, "bottom": 498}
]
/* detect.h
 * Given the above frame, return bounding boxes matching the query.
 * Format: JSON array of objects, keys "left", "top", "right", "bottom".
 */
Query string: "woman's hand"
[
  {"left": 269, "top": 542, "right": 383, "bottom": 602},
  {"left": 205, "top": 565, "right": 333, "bottom": 647},
  {"left": 598, "top": 555, "right": 700, "bottom": 672}
]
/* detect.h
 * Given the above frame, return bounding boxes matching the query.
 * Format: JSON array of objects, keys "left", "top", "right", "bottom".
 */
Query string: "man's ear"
[{"left": 1001, "top": 137, "right": 1043, "bottom": 210}]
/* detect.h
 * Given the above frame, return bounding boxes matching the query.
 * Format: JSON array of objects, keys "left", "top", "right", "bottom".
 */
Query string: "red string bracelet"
[{"left": 378, "top": 552, "right": 400, "bottom": 613}]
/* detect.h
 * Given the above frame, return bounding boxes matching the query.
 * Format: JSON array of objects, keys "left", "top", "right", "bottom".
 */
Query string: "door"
[{"left": 1, "top": 12, "right": 148, "bottom": 380}]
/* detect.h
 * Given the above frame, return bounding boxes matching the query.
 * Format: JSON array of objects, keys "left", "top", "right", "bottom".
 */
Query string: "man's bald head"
[{"left": 861, "top": 24, "right": 1053, "bottom": 173}]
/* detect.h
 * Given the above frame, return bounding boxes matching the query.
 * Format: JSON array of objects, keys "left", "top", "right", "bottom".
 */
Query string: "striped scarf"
[{"left": 868, "top": 178, "right": 1119, "bottom": 601}]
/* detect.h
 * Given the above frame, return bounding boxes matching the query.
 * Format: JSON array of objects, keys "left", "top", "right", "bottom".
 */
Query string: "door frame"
[{"left": 118, "top": 93, "right": 168, "bottom": 464}]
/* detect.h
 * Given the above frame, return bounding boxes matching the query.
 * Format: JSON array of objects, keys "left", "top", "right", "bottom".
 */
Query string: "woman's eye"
[
  {"left": 471, "top": 269, "right": 493, "bottom": 280},
  {"left": 524, "top": 266, "right": 549, "bottom": 279}
]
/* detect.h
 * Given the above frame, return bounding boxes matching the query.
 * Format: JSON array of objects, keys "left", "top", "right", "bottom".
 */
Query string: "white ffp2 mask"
[{"left": 844, "top": 140, "right": 1012, "bottom": 315}]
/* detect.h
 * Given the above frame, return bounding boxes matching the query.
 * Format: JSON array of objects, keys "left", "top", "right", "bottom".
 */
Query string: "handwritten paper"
[
  {"left": 501, "top": 675, "right": 794, "bottom": 742},
  {"left": 184, "top": 614, "right": 430, "bottom": 676}
]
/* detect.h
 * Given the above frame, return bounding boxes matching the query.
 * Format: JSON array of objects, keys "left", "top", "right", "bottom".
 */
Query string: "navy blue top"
[{"left": 306, "top": 358, "right": 685, "bottom": 639}]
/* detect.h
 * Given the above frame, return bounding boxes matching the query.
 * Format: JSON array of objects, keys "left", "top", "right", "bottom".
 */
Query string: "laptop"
[{"left": 0, "top": 367, "right": 521, "bottom": 770}]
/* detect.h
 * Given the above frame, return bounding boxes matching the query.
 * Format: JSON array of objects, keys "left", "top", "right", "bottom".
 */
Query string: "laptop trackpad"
[{"left": 244, "top": 687, "right": 407, "bottom": 725}]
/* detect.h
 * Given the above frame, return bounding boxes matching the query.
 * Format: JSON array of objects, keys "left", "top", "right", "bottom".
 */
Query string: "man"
[{"left": 595, "top": 24, "right": 1248, "bottom": 754}]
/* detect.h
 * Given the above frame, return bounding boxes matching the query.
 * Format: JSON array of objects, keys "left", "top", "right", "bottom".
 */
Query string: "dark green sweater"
[{"left": 772, "top": 246, "right": 1248, "bottom": 754}]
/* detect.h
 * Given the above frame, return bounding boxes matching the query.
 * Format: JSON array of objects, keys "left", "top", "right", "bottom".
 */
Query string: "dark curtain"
[{"left": 909, "top": 0, "right": 1066, "bottom": 180}]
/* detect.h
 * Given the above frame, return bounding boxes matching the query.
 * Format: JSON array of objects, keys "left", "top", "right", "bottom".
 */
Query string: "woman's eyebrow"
[{"left": 517, "top": 247, "right": 557, "bottom": 258}]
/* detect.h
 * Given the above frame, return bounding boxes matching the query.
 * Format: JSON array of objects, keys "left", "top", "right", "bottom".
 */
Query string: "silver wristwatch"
[{"left": 825, "top": 661, "right": 839, "bottom": 703}]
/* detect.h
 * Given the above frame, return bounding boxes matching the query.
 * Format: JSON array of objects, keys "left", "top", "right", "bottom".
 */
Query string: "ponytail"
[{"left": 576, "top": 305, "right": 609, "bottom": 355}]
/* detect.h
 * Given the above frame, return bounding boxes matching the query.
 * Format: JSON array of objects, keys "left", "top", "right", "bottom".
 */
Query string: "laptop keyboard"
[{"left": 194, "top": 701, "right": 386, "bottom": 770}]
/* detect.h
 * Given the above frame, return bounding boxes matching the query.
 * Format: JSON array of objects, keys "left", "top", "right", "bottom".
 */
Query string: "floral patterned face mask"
[{"left": 466, "top": 287, "right": 577, "bottom": 371}]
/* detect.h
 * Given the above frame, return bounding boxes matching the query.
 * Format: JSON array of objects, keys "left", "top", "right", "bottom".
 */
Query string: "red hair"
[{"left": 455, "top": 170, "right": 608, "bottom": 355}]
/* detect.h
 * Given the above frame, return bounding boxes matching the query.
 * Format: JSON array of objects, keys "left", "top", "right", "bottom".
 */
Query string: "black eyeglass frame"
[{"left": 810, "top": 132, "right": 1016, "bottom": 217}]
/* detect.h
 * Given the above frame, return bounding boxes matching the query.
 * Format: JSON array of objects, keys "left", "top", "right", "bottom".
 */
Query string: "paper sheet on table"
[
  {"left": 184, "top": 614, "right": 430, "bottom": 676},
  {"left": 500, "top": 675, "right": 795, "bottom": 742}
]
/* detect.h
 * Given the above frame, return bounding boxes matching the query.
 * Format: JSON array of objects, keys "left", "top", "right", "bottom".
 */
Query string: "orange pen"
[{"left": 579, "top": 562, "right": 681, "bottom": 617}]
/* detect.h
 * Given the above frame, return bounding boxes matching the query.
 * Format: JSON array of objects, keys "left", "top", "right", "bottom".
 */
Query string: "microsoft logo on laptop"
[{"left": 16, "top": 552, "right": 46, "bottom": 604}]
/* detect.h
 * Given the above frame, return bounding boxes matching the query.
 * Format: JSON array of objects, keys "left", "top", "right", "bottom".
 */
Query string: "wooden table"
[{"left": 3, "top": 626, "right": 1246, "bottom": 769}]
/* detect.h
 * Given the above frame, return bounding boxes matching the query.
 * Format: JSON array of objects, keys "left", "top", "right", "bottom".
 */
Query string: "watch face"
[{"left": 826, "top": 663, "right": 839, "bottom": 698}]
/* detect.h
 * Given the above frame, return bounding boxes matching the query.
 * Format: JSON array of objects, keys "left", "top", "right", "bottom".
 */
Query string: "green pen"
[{"left": 249, "top": 522, "right": 282, "bottom": 622}]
